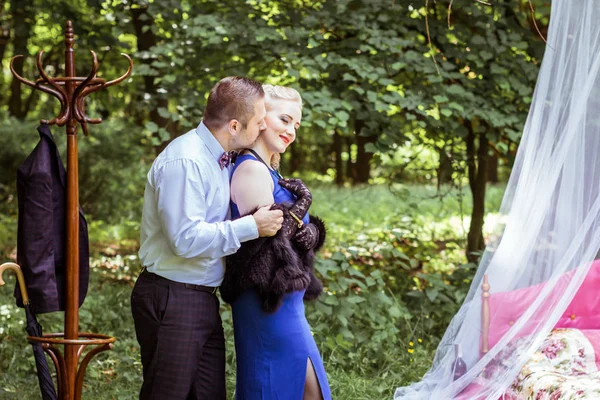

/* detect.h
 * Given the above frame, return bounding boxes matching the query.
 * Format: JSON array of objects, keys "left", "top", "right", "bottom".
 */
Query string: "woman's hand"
[
  {"left": 278, "top": 178, "right": 312, "bottom": 239},
  {"left": 292, "top": 223, "right": 319, "bottom": 250}
]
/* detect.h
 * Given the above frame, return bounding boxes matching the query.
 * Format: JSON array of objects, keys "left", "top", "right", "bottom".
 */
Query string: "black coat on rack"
[{"left": 15, "top": 124, "right": 89, "bottom": 313}]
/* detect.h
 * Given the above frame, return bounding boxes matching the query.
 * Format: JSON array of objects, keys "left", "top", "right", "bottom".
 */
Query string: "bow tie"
[{"left": 218, "top": 151, "right": 237, "bottom": 169}]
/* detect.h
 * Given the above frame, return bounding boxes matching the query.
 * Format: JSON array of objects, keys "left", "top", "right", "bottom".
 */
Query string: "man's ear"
[{"left": 228, "top": 119, "right": 240, "bottom": 136}]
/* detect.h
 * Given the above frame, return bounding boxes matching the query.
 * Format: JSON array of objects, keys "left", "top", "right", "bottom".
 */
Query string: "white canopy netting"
[{"left": 394, "top": 1, "right": 600, "bottom": 398}]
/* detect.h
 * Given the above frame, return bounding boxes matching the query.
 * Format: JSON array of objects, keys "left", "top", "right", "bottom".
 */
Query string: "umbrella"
[{"left": 0, "top": 262, "right": 57, "bottom": 400}]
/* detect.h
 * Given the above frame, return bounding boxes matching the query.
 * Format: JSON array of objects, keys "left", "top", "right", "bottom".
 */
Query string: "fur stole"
[{"left": 220, "top": 203, "right": 326, "bottom": 313}]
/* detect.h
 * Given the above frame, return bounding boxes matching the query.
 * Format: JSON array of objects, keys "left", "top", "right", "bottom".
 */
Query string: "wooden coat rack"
[{"left": 8, "top": 20, "right": 133, "bottom": 400}]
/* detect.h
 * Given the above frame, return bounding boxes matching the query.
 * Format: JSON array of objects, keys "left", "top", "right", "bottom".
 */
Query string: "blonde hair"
[{"left": 262, "top": 84, "right": 303, "bottom": 169}]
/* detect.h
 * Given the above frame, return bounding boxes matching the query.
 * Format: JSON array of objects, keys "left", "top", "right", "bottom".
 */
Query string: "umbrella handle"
[{"left": 0, "top": 262, "right": 30, "bottom": 305}]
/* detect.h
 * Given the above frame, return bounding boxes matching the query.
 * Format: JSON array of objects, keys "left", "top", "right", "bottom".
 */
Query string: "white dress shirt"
[{"left": 138, "top": 122, "right": 258, "bottom": 286}]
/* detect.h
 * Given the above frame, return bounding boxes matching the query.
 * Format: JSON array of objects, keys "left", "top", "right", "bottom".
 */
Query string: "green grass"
[
  {"left": 311, "top": 183, "right": 505, "bottom": 236},
  {"left": 0, "top": 271, "right": 426, "bottom": 399},
  {"left": 0, "top": 272, "right": 140, "bottom": 399},
  {"left": 0, "top": 183, "right": 506, "bottom": 399}
]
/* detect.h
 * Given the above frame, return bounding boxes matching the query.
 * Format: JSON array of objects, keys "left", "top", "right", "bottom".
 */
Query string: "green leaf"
[
  {"left": 157, "top": 107, "right": 171, "bottom": 119},
  {"left": 388, "top": 306, "right": 403, "bottom": 318},
  {"left": 364, "top": 143, "right": 378, "bottom": 153},
  {"left": 440, "top": 108, "right": 453, "bottom": 117},
  {"left": 346, "top": 296, "right": 366, "bottom": 304},
  {"left": 324, "top": 296, "right": 340, "bottom": 306},
  {"left": 448, "top": 102, "right": 465, "bottom": 112},
  {"left": 479, "top": 50, "right": 493, "bottom": 61},
  {"left": 336, "top": 110, "right": 350, "bottom": 122},
  {"left": 491, "top": 63, "right": 508, "bottom": 75},
  {"left": 314, "top": 120, "right": 327, "bottom": 129},
  {"left": 425, "top": 288, "right": 439, "bottom": 302},
  {"left": 446, "top": 85, "right": 466, "bottom": 96},
  {"left": 157, "top": 128, "right": 170, "bottom": 142},
  {"left": 391, "top": 248, "right": 410, "bottom": 260},
  {"left": 162, "top": 74, "right": 177, "bottom": 84},
  {"left": 404, "top": 50, "right": 420, "bottom": 61},
  {"left": 391, "top": 62, "right": 406, "bottom": 70},
  {"left": 471, "top": 35, "right": 486, "bottom": 45},
  {"left": 314, "top": 301, "right": 332, "bottom": 315},
  {"left": 145, "top": 121, "right": 159, "bottom": 133}
]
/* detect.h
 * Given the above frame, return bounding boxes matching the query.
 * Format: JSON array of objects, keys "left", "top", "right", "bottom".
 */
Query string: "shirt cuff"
[{"left": 232, "top": 215, "right": 259, "bottom": 243}]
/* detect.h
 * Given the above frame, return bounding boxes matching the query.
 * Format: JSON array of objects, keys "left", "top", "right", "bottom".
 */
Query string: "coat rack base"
[{"left": 28, "top": 332, "right": 116, "bottom": 400}]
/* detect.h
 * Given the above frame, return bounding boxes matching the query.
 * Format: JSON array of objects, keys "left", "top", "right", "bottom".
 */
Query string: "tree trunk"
[
  {"left": 465, "top": 120, "right": 489, "bottom": 263},
  {"left": 131, "top": 3, "right": 170, "bottom": 154},
  {"left": 333, "top": 130, "right": 344, "bottom": 186},
  {"left": 437, "top": 147, "right": 453, "bottom": 189},
  {"left": 345, "top": 135, "right": 356, "bottom": 184},
  {"left": 355, "top": 120, "right": 373, "bottom": 183},
  {"left": 8, "top": 0, "right": 33, "bottom": 119},
  {"left": 0, "top": 1, "right": 10, "bottom": 93},
  {"left": 288, "top": 140, "right": 302, "bottom": 175},
  {"left": 487, "top": 151, "right": 499, "bottom": 183},
  {"left": 0, "top": 28, "right": 7, "bottom": 67}
]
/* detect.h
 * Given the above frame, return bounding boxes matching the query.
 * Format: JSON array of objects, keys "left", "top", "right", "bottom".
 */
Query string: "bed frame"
[{"left": 481, "top": 274, "right": 491, "bottom": 355}]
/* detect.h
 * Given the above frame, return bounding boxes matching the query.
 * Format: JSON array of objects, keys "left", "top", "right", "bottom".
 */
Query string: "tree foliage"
[{"left": 0, "top": 0, "right": 550, "bottom": 245}]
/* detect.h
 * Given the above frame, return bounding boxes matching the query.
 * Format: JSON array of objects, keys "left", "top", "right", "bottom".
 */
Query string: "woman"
[{"left": 221, "top": 85, "right": 332, "bottom": 400}]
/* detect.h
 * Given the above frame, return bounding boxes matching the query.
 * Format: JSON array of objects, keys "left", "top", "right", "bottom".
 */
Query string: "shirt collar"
[{"left": 196, "top": 122, "right": 226, "bottom": 164}]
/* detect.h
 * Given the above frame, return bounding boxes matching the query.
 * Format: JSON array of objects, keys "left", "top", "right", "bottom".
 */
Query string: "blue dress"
[{"left": 230, "top": 154, "right": 332, "bottom": 400}]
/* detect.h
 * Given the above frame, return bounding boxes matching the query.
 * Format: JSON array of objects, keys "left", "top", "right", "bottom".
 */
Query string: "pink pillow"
[{"left": 485, "top": 260, "right": 600, "bottom": 352}]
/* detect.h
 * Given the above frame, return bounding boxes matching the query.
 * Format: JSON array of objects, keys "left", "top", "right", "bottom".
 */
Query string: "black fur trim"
[
  {"left": 303, "top": 271, "right": 324, "bottom": 301},
  {"left": 309, "top": 215, "right": 327, "bottom": 252},
  {"left": 221, "top": 203, "right": 325, "bottom": 312}
]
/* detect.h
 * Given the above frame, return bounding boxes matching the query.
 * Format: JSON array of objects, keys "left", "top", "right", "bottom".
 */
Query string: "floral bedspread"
[{"left": 509, "top": 328, "right": 600, "bottom": 399}]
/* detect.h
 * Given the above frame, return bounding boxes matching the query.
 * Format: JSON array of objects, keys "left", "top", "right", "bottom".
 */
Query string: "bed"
[{"left": 476, "top": 260, "right": 600, "bottom": 399}]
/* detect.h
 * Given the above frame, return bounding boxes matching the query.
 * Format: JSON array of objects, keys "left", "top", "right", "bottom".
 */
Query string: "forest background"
[{"left": 0, "top": 0, "right": 551, "bottom": 398}]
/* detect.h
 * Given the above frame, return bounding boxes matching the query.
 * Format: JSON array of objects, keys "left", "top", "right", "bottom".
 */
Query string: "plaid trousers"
[{"left": 131, "top": 269, "right": 226, "bottom": 400}]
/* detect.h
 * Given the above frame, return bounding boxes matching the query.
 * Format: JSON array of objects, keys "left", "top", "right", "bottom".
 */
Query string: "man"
[{"left": 131, "top": 76, "right": 284, "bottom": 400}]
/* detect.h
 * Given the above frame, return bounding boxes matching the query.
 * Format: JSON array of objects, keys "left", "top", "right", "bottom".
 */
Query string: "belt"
[
  {"left": 184, "top": 282, "right": 218, "bottom": 294},
  {"left": 141, "top": 267, "right": 218, "bottom": 295}
]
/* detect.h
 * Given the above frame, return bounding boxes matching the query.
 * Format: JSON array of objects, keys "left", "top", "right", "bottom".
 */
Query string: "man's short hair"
[{"left": 203, "top": 77, "right": 265, "bottom": 130}]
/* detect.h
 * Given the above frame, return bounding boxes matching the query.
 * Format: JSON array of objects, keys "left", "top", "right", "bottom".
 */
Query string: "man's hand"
[{"left": 253, "top": 206, "right": 284, "bottom": 237}]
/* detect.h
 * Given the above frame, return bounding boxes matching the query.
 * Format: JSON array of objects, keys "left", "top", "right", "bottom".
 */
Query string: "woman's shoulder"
[
  {"left": 232, "top": 156, "right": 271, "bottom": 181},
  {"left": 230, "top": 156, "right": 275, "bottom": 209},
  {"left": 231, "top": 158, "right": 273, "bottom": 194}
]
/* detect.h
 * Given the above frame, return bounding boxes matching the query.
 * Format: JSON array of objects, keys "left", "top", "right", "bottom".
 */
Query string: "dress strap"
[{"left": 246, "top": 149, "right": 283, "bottom": 179}]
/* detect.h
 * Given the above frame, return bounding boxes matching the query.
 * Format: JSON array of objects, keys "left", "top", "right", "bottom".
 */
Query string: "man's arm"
[{"left": 154, "top": 159, "right": 258, "bottom": 259}]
